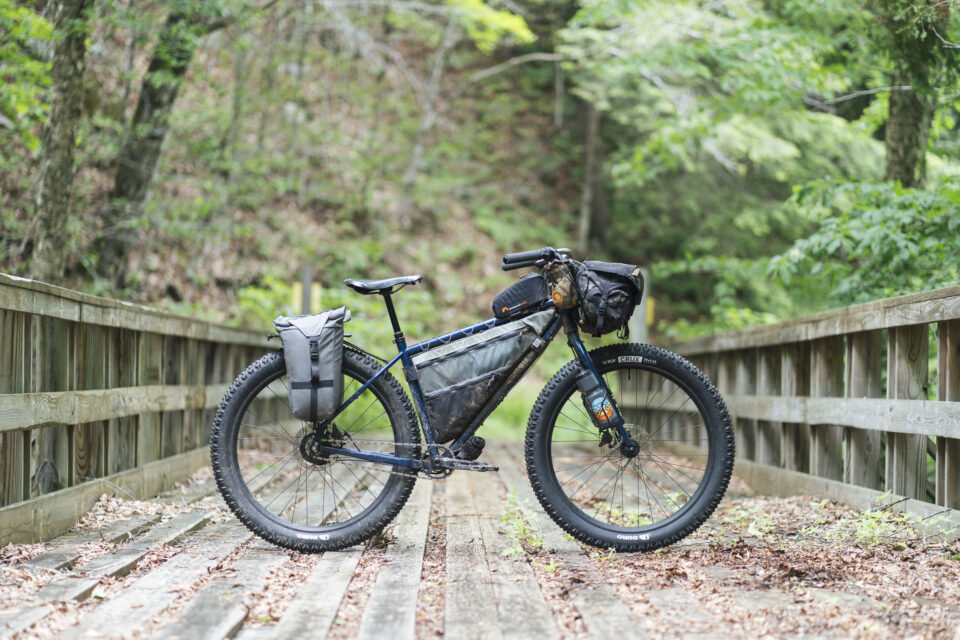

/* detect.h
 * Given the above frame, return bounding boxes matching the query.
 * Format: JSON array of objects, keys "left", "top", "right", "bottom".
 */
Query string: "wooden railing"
[
  {"left": 670, "top": 286, "right": 960, "bottom": 513},
  {"left": 0, "top": 274, "right": 271, "bottom": 542}
]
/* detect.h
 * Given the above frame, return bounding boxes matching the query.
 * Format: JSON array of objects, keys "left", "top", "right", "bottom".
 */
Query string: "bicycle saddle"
[{"left": 344, "top": 275, "right": 422, "bottom": 295}]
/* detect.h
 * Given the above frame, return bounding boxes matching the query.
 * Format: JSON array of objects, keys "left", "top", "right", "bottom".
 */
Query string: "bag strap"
[{"left": 595, "top": 284, "right": 610, "bottom": 334}]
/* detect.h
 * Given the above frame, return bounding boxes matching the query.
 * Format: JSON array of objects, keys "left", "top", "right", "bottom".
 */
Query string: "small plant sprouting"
[{"left": 500, "top": 490, "right": 544, "bottom": 557}]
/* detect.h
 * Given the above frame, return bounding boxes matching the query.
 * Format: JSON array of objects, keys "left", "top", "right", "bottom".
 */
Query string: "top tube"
[{"left": 405, "top": 303, "right": 556, "bottom": 358}]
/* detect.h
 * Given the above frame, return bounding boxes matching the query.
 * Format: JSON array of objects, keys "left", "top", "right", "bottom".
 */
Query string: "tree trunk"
[
  {"left": 884, "top": 75, "right": 936, "bottom": 188},
  {"left": 98, "top": 9, "right": 205, "bottom": 285},
  {"left": 577, "top": 101, "right": 599, "bottom": 256},
  {"left": 31, "top": 0, "right": 92, "bottom": 284}
]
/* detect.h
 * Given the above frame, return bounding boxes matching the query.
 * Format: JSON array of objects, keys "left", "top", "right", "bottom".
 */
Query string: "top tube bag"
[
  {"left": 273, "top": 307, "right": 350, "bottom": 422},
  {"left": 413, "top": 310, "right": 554, "bottom": 443}
]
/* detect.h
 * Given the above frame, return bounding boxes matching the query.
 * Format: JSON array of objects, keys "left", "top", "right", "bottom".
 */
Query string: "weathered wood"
[
  {"left": 0, "top": 446, "right": 208, "bottom": 544},
  {"left": 161, "top": 335, "right": 185, "bottom": 457},
  {"left": 24, "top": 514, "right": 160, "bottom": 573},
  {"left": 39, "top": 510, "right": 214, "bottom": 602},
  {"left": 844, "top": 331, "right": 883, "bottom": 489},
  {"left": 29, "top": 315, "right": 74, "bottom": 498},
  {"left": 74, "top": 323, "right": 107, "bottom": 485},
  {"left": 0, "top": 309, "right": 29, "bottom": 505},
  {"left": 258, "top": 547, "right": 364, "bottom": 638},
  {"left": 107, "top": 328, "right": 138, "bottom": 474},
  {"left": 358, "top": 480, "right": 432, "bottom": 640},
  {"left": 0, "top": 273, "right": 269, "bottom": 347},
  {"left": 0, "top": 383, "right": 232, "bottom": 433},
  {"left": 58, "top": 521, "right": 254, "bottom": 640},
  {"left": 886, "top": 325, "right": 929, "bottom": 499},
  {"left": 755, "top": 347, "right": 781, "bottom": 466},
  {"left": 780, "top": 342, "right": 809, "bottom": 473},
  {"left": 734, "top": 350, "right": 757, "bottom": 461},
  {"left": 470, "top": 472, "right": 559, "bottom": 640},
  {"left": 446, "top": 471, "right": 502, "bottom": 640},
  {"left": 137, "top": 332, "right": 164, "bottom": 464},
  {"left": 676, "top": 395, "right": 960, "bottom": 439},
  {"left": 155, "top": 549, "right": 288, "bottom": 640},
  {"left": 493, "top": 443, "right": 645, "bottom": 640},
  {"left": 937, "top": 319, "right": 960, "bottom": 508},
  {"left": 674, "top": 284, "right": 960, "bottom": 355},
  {"left": 809, "top": 337, "right": 844, "bottom": 481},
  {"left": 661, "top": 440, "right": 960, "bottom": 542}
]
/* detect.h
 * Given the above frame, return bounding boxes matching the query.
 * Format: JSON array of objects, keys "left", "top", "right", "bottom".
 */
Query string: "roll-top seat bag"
[
  {"left": 273, "top": 306, "right": 351, "bottom": 422},
  {"left": 413, "top": 310, "right": 553, "bottom": 443}
]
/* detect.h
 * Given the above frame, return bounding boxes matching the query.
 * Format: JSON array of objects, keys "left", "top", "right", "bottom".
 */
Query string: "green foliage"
[
  {"left": 500, "top": 491, "right": 544, "bottom": 556},
  {"left": 770, "top": 178, "right": 960, "bottom": 306},
  {"left": 448, "top": 0, "right": 535, "bottom": 53},
  {"left": 0, "top": 0, "right": 52, "bottom": 151}
]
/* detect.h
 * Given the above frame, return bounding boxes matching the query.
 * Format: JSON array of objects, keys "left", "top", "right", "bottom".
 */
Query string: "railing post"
[
  {"left": 735, "top": 350, "right": 757, "bottom": 460},
  {"left": 756, "top": 347, "right": 781, "bottom": 466},
  {"left": 780, "top": 342, "right": 809, "bottom": 472},
  {"left": 937, "top": 320, "right": 960, "bottom": 508},
  {"left": 844, "top": 331, "right": 883, "bottom": 489},
  {"left": 809, "top": 336, "right": 844, "bottom": 481},
  {"left": 886, "top": 325, "right": 929, "bottom": 499},
  {"left": 0, "top": 310, "right": 28, "bottom": 505},
  {"left": 137, "top": 333, "right": 163, "bottom": 465}
]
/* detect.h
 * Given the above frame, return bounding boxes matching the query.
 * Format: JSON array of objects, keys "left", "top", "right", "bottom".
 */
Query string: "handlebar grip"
[
  {"left": 503, "top": 248, "right": 549, "bottom": 264},
  {"left": 501, "top": 258, "right": 540, "bottom": 271}
]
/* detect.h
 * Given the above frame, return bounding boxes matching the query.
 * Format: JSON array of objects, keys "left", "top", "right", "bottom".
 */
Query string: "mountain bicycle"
[{"left": 211, "top": 247, "right": 734, "bottom": 552}]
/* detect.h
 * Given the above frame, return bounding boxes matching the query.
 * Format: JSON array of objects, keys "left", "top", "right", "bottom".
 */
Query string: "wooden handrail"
[
  {"left": 0, "top": 274, "right": 273, "bottom": 543},
  {"left": 659, "top": 285, "right": 960, "bottom": 512}
]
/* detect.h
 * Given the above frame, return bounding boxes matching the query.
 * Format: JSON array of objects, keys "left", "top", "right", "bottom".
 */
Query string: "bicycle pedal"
[{"left": 434, "top": 457, "right": 499, "bottom": 472}]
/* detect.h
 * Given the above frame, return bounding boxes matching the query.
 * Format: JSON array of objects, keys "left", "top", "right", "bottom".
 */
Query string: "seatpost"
[{"left": 380, "top": 291, "right": 407, "bottom": 349}]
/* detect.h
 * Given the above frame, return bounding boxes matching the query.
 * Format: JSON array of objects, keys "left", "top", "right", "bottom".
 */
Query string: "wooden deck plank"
[
  {"left": 250, "top": 547, "right": 364, "bottom": 639},
  {"left": 492, "top": 443, "right": 647, "bottom": 640},
  {"left": 445, "top": 470, "right": 502, "bottom": 640},
  {"left": 37, "top": 510, "right": 214, "bottom": 602},
  {"left": 23, "top": 514, "right": 161, "bottom": 572},
  {"left": 357, "top": 480, "right": 432, "bottom": 640},
  {"left": 57, "top": 521, "right": 254, "bottom": 639},
  {"left": 469, "top": 471, "right": 558, "bottom": 640},
  {"left": 155, "top": 548, "right": 288, "bottom": 640}
]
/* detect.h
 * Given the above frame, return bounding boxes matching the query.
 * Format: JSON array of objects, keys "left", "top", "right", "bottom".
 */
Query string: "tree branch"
[{"left": 823, "top": 85, "right": 912, "bottom": 105}]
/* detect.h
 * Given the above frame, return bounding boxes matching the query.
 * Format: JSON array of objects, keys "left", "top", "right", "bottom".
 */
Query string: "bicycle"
[{"left": 211, "top": 247, "right": 735, "bottom": 552}]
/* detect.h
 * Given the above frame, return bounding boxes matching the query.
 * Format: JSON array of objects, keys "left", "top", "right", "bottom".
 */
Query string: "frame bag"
[
  {"left": 413, "top": 310, "right": 554, "bottom": 443},
  {"left": 492, "top": 274, "right": 548, "bottom": 320},
  {"left": 575, "top": 261, "right": 644, "bottom": 337},
  {"left": 273, "top": 307, "right": 351, "bottom": 422}
]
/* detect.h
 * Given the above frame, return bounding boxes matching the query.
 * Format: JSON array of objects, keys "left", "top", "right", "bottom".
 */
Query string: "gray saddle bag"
[
  {"left": 413, "top": 310, "right": 553, "bottom": 443},
  {"left": 273, "top": 307, "right": 351, "bottom": 422}
]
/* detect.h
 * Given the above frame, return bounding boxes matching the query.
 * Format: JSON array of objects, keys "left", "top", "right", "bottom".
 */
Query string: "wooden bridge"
[{"left": 1, "top": 274, "right": 960, "bottom": 639}]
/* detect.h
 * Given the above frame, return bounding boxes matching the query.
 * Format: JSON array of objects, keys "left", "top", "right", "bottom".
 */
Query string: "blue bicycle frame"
[{"left": 315, "top": 296, "right": 637, "bottom": 470}]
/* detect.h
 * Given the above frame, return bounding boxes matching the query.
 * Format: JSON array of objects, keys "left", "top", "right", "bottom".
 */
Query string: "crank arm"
[{"left": 315, "top": 445, "right": 423, "bottom": 470}]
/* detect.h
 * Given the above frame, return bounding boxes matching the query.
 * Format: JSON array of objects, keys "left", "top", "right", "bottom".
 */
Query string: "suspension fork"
[{"left": 561, "top": 312, "right": 638, "bottom": 452}]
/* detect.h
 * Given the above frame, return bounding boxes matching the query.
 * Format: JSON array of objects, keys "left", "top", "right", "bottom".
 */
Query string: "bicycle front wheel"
[
  {"left": 525, "top": 343, "right": 734, "bottom": 551},
  {"left": 211, "top": 348, "right": 420, "bottom": 551}
]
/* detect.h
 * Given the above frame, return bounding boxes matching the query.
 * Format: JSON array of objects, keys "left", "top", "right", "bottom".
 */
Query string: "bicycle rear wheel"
[
  {"left": 211, "top": 348, "right": 419, "bottom": 551},
  {"left": 525, "top": 343, "right": 734, "bottom": 551}
]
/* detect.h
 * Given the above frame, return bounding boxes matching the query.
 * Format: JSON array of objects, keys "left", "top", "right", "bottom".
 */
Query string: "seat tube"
[{"left": 381, "top": 291, "right": 440, "bottom": 451}]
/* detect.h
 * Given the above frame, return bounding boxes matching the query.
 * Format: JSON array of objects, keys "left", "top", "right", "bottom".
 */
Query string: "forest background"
[{"left": 2, "top": 0, "right": 960, "bottom": 406}]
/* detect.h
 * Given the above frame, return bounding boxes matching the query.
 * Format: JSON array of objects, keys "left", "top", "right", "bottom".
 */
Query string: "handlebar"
[{"left": 502, "top": 247, "right": 574, "bottom": 271}]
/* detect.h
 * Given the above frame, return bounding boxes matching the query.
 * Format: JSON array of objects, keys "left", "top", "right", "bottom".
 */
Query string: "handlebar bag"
[
  {"left": 413, "top": 310, "right": 554, "bottom": 443},
  {"left": 492, "top": 273, "right": 548, "bottom": 320},
  {"left": 575, "top": 261, "right": 644, "bottom": 337},
  {"left": 273, "top": 306, "right": 351, "bottom": 422}
]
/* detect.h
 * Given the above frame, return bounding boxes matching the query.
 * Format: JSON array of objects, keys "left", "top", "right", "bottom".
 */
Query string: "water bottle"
[{"left": 576, "top": 370, "right": 615, "bottom": 429}]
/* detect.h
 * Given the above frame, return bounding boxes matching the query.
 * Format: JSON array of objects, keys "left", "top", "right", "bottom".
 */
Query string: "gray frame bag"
[
  {"left": 273, "top": 307, "right": 351, "bottom": 422},
  {"left": 413, "top": 310, "right": 554, "bottom": 443}
]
